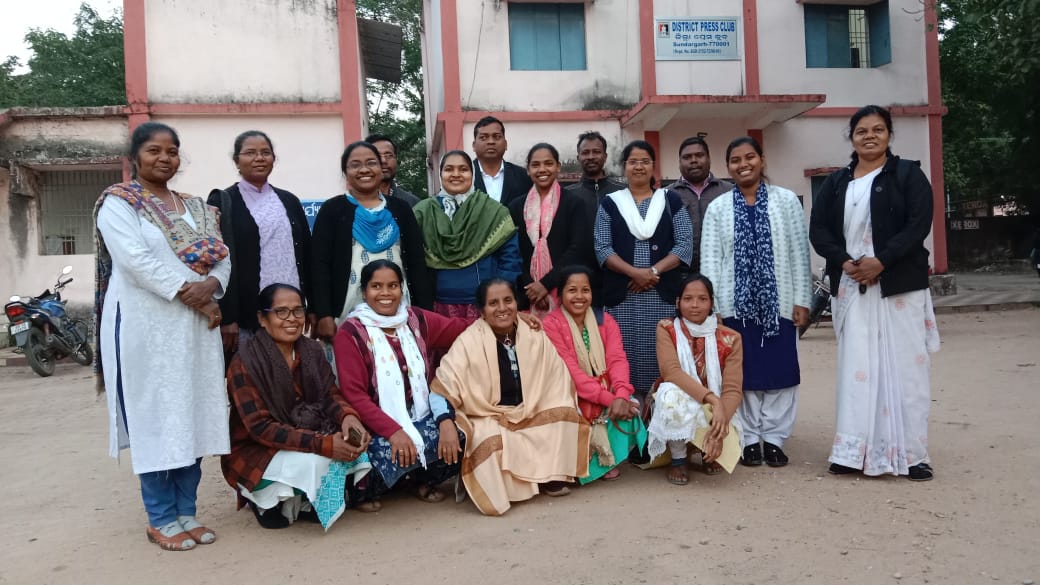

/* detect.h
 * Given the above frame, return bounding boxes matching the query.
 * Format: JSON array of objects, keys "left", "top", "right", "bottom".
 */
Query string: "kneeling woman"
[
  {"left": 543, "top": 266, "right": 646, "bottom": 483},
  {"left": 333, "top": 260, "right": 468, "bottom": 510},
  {"left": 646, "top": 275, "right": 744, "bottom": 484},
  {"left": 432, "top": 279, "right": 591, "bottom": 516},
  {"left": 223, "top": 284, "right": 372, "bottom": 530}
]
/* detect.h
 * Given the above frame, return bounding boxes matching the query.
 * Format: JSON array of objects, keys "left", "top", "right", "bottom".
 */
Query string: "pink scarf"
[{"left": 522, "top": 182, "right": 561, "bottom": 317}]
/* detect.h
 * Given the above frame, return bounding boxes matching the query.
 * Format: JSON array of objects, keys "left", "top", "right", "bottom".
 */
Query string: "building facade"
[
  {"left": 421, "top": 0, "right": 947, "bottom": 271},
  {"left": 1, "top": 0, "right": 395, "bottom": 311}
]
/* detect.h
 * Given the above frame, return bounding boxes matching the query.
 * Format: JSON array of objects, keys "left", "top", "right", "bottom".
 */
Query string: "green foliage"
[
  {"left": 0, "top": 3, "right": 125, "bottom": 108},
  {"left": 356, "top": 0, "right": 428, "bottom": 197},
  {"left": 940, "top": 0, "right": 1040, "bottom": 214}
]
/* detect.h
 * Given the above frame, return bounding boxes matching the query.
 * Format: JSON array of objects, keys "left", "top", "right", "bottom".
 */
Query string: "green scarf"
[{"left": 413, "top": 190, "right": 516, "bottom": 269}]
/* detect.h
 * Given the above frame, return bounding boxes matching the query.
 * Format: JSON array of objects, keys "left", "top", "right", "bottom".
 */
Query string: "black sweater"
[
  {"left": 310, "top": 194, "right": 433, "bottom": 318},
  {"left": 207, "top": 184, "right": 311, "bottom": 332},
  {"left": 508, "top": 192, "right": 593, "bottom": 307},
  {"left": 809, "top": 155, "right": 934, "bottom": 298}
]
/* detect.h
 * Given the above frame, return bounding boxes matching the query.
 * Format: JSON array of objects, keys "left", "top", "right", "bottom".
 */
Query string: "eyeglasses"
[
  {"left": 264, "top": 306, "right": 306, "bottom": 320},
  {"left": 347, "top": 160, "right": 382, "bottom": 171},
  {"left": 625, "top": 158, "right": 653, "bottom": 168},
  {"left": 238, "top": 150, "right": 274, "bottom": 159}
]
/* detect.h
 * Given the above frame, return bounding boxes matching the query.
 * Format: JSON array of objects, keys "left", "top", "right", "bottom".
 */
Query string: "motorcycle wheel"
[
  {"left": 70, "top": 343, "right": 94, "bottom": 366},
  {"left": 68, "top": 320, "right": 94, "bottom": 366},
  {"left": 26, "top": 328, "right": 56, "bottom": 377}
]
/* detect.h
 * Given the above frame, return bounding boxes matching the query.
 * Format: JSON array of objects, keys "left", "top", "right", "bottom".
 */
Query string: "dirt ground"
[{"left": 1, "top": 310, "right": 1037, "bottom": 585}]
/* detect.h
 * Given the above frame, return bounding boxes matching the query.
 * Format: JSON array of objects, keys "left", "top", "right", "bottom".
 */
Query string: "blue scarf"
[
  {"left": 732, "top": 182, "right": 780, "bottom": 337},
  {"left": 346, "top": 194, "right": 400, "bottom": 253}
]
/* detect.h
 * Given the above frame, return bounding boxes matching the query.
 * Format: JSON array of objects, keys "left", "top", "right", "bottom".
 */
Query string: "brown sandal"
[
  {"left": 145, "top": 526, "right": 196, "bottom": 551},
  {"left": 417, "top": 485, "right": 447, "bottom": 503},
  {"left": 178, "top": 517, "right": 216, "bottom": 544},
  {"left": 356, "top": 500, "right": 382, "bottom": 513}
]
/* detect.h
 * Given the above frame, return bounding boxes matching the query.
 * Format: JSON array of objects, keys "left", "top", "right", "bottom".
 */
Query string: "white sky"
[{"left": 1, "top": 0, "right": 120, "bottom": 71}]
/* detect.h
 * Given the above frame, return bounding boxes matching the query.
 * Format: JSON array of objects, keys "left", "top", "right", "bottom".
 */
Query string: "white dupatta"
[
  {"left": 607, "top": 188, "right": 668, "bottom": 240},
  {"left": 347, "top": 302, "right": 430, "bottom": 468}
]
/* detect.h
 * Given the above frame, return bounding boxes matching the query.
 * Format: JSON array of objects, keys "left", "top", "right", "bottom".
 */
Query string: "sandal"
[
  {"left": 601, "top": 467, "right": 622, "bottom": 481},
  {"left": 762, "top": 442, "right": 789, "bottom": 467},
  {"left": 667, "top": 458, "right": 689, "bottom": 485},
  {"left": 178, "top": 516, "right": 215, "bottom": 544},
  {"left": 417, "top": 485, "right": 447, "bottom": 503},
  {"left": 541, "top": 481, "right": 572, "bottom": 497},
  {"left": 145, "top": 524, "right": 197, "bottom": 551},
  {"left": 702, "top": 455, "right": 723, "bottom": 476},
  {"left": 356, "top": 500, "right": 383, "bottom": 513}
]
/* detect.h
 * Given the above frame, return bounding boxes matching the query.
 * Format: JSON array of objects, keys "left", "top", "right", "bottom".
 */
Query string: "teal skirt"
[{"left": 580, "top": 416, "right": 648, "bottom": 484}]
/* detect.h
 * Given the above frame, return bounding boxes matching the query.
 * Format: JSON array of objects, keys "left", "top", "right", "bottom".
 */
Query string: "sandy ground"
[{"left": 1, "top": 310, "right": 1038, "bottom": 585}]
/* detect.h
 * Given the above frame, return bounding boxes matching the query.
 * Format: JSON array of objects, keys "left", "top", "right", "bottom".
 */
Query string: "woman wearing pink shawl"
[{"left": 508, "top": 143, "right": 592, "bottom": 318}]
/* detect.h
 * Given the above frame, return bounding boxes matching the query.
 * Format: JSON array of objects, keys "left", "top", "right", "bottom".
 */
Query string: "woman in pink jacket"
[{"left": 543, "top": 266, "right": 647, "bottom": 482}]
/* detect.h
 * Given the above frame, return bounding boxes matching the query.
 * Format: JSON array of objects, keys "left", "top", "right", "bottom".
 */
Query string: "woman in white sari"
[{"left": 810, "top": 105, "right": 940, "bottom": 481}]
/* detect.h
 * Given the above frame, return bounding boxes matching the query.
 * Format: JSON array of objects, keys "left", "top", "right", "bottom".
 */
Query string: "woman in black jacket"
[
  {"left": 809, "top": 105, "right": 940, "bottom": 482},
  {"left": 208, "top": 130, "right": 311, "bottom": 355},
  {"left": 311, "top": 141, "right": 433, "bottom": 342},
  {"left": 508, "top": 143, "right": 592, "bottom": 317}
]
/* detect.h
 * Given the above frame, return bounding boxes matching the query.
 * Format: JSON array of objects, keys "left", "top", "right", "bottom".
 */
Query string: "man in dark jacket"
[
  {"left": 668, "top": 136, "right": 733, "bottom": 273},
  {"left": 366, "top": 133, "right": 421, "bottom": 207},
  {"left": 564, "top": 130, "right": 626, "bottom": 227},
  {"left": 471, "top": 116, "right": 532, "bottom": 208}
]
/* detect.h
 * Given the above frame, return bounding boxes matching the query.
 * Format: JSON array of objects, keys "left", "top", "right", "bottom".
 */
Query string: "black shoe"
[
  {"left": 741, "top": 443, "right": 763, "bottom": 466},
  {"left": 296, "top": 508, "right": 322, "bottom": 524},
  {"left": 629, "top": 444, "right": 651, "bottom": 465},
  {"left": 828, "top": 463, "right": 858, "bottom": 475},
  {"left": 908, "top": 463, "right": 934, "bottom": 482},
  {"left": 249, "top": 502, "right": 290, "bottom": 529},
  {"left": 762, "top": 442, "right": 789, "bottom": 467}
]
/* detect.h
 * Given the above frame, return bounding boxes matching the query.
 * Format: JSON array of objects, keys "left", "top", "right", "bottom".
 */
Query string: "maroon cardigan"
[{"left": 333, "top": 307, "right": 468, "bottom": 439}]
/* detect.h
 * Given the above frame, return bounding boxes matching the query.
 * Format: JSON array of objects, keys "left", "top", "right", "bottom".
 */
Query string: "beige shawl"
[{"left": 432, "top": 318, "right": 590, "bottom": 516}]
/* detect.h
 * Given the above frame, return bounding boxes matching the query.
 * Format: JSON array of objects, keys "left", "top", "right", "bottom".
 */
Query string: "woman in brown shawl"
[
  {"left": 431, "top": 278, "right": 591, "bottom": 516},
  {"left": 223, "top": 284, "right": 372, "bottom": 531}
]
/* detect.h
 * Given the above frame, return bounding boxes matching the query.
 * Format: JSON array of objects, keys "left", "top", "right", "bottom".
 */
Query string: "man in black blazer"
[{"left": 471, "top": 115, "right": 533, "bottom": 208}]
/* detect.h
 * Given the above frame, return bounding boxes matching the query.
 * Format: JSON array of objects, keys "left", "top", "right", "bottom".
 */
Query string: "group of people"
[{"left": 93, "top": 105, "right": 939, "bottom": 552}]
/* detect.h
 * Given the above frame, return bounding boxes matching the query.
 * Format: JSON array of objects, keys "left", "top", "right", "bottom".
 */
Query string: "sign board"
[
  {"left": 654, "top": 17, "right": 740, "bottom": 61},
  {"left": 948, "top": 219, "right": 980, "bottom": 231},
  {"left": 301, "top": 200, "right": 326, "bottom": 231}
]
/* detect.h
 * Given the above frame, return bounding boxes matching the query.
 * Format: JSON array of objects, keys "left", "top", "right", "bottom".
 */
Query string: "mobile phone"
[{"left": 346, "top": 426, "right": 364, "bottom": 447}]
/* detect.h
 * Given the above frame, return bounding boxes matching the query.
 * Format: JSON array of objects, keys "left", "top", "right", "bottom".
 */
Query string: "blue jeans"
[{"left": 138, "top": 459, "right": 203, "bottom": 527}]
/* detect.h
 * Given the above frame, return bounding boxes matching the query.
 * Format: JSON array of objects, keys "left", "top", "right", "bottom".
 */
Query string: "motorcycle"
[
  {"left": 798, "top": 267, "right": 832, "bottom": 339},
  {"left": 5, "top": 265, "right": 94, "bottom": 377}
]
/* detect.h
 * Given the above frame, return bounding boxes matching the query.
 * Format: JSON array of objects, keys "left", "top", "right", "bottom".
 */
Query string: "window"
[
  {"left": 508, "top": 3, "right": 586, "bottom": 71},
  {"left": 804, "top": 2, "right": 890, "bottom": 68},
  {"left": 39, "top": 169, "right": 122, "bottom": 255}
]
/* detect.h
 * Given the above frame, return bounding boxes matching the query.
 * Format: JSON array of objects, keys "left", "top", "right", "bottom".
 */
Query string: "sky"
[{"left": 1, "top": 0, "right": 120, "bottom": 71}]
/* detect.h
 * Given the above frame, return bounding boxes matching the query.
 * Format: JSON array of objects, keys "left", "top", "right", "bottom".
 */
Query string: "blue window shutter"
[
  {"left": 558, "top": 3, "right": 586, "bottom": 70},
  {"left": 825, "top": 6, "right": 851, "bottom": 68},
  {"left": 509, "top": 4, "right": 539, "bottom": 70},
  {"left": 533, "top": 5, "right": 563, "bottom": 69},
  {"left": 868, "top": 1, "right": 892, "bottom": 67},
  {"left": 804, "top": 5, "right": 828, "bottom": 68}
]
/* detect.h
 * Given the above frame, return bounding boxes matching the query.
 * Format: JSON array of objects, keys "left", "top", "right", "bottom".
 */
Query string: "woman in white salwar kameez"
[
  {"left": 810, "top": 105, "right": 940, "bottom": 481},
  {"left": 94, "top": 122, "right": 231, "bottom": 551}
]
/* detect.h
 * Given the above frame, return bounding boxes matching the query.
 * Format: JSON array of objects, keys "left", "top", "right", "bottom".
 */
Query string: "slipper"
[
  {"left": 356, "top": 500, "right": 383, "bottom": 513},
  {"left": 417, "top": 485, "right": 447, "bottom": 503},
  {"left": 178, "top": 516, "right": 216, "bottom": 544},
  {"left": 702, "top": 456, "right": 723, "bottom": 476},
  {"left": 541, "top": 481, "right": 572, "bottom": 497},
  {"left": 667, "top": 458, "right": 689, "bottom": 485},
  {"left": 601, "top": 467, "right": 622, "bottom": 481},
  {"left": 146, "top": 524, "right": 196, "bottom": 551}
]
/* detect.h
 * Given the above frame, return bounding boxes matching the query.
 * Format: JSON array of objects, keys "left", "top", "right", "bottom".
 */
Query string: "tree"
[
  {"left": 0, "top": 3, "right": 125, "bottom": 108},
  {"left": 356, "top": 0, "right": 428, "bottom": 197},
  {"left": 940, "top": 0, "right": 1040, "bottom": 214}
]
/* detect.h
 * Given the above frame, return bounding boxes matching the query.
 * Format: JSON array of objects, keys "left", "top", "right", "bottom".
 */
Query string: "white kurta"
[
  {"left": 97, "top": 197, "right": 232, "bottom": 475},
  {"left": 829, "top": 168, "right": 940, "bottom": 476}
]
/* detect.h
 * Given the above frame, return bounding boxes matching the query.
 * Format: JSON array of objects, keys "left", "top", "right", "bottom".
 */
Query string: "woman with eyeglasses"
[
  {"left": 223, "top": 284, "right": 373, "bottom": 530},
  {"left": 594, "top": 140, "right": 693, "bottom": 400},
  {"left": 207, "top": 130, "right": 313, "bottom": 358},
  {"left": 311, "top": 141, "right": 434, "bottom": 343}
]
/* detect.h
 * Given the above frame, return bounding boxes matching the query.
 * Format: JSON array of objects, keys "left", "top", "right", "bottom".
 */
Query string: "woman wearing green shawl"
[{"left": 413, "top": 150, "right": 522, "bottom": 319}]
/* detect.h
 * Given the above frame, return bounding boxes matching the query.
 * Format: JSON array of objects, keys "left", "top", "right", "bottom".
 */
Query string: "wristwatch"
[{"left": 649, "top": 265, "right": 660, "bottom": 277}]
